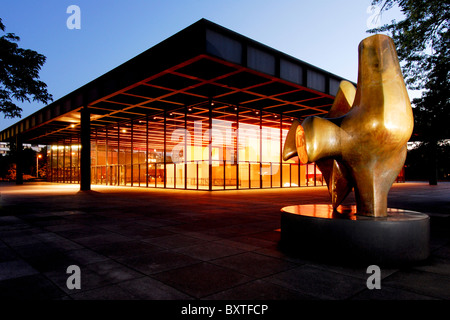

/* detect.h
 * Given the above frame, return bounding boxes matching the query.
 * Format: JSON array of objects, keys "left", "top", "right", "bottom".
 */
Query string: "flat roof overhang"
[{"left": 0, "top": 19, "right": 355, "bottom": 145}]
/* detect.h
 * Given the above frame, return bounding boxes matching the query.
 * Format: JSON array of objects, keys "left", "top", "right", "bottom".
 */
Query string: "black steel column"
[
  {"left": 208, "top": 101, "right": 213, "bottom": 191},
  {"left": 68, "top": 140, "right": 72, "bottom": 183},
  {"left": 259, "top": 110, "right": 262, "bottom": 189},
  {"left": 62, "top": 139, "right": 66, "bottom": 183},
  {"left": 15, "top": 135, "right": 23, "bottom": 185},
  {"left": 56, "top": 140, "right": 59, "bottom": 182},
  {"left": 306, "top": 164, "right": 309, "bottom": 186},
  {"left": 235, "top": 106, "right": 239, "bottom": 190},
  {"left": 117, "top": 123, "right": 120, "bottom": 186},
  {"left": 50, "top": 144, "right": 53, "bottom": 182},
  {"left": 94, "top": 129, "right": 98, "bottom": 184},
  {"left": 223, "top": 159, "right": 226, "bottom": 190},
  {"left": 105, "top": 127, "right": 109, "bottom": 185},
  {"left": 130, "top": 120, "right": 133, "bottom": 187},
  {"left": 146, "top": 116, "right": 149, "bottom": 188},
  {"left": 77, "top": 137, "right": 81, "bottom": 183},
  {"left": 314, "top": 163, "right": 317, "bottom": 186},
  {"left": 80, "top": 106, "right": 91, "bottom": 191},
  {"left": 163, "top": 109, "right": 167, "bottom": 188},
  {"left": 184, "top": 107, "right": 188, "bottom": 190},
  {"left": 280, "top": 114, "right": 283, "bottom": 188}
]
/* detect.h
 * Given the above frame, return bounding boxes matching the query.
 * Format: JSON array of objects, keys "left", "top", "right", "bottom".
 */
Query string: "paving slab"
[
  {"left": 205, "top": 279, "right": 314, "bottom": 300},
  {"left": 152, "top": 262, "right": 253, "bottom": 298},
  {"left": 0, "top": 181, "right": 449, "bottom": 302},
  {"left": 265, "top": 265, "right": 366, "bottom": 300},
  {"left": 117, "top": 250, "right": 201, "bottom": 275},
  {"left": 210, "top": 252, "right": 298, "bottom": 278},
  {"left": 0, "top": 274, "right": 67, "bottom": 299},
  {"left": 173, "top": 242, "right": 246, "bottom": 261},
  {"left": 117, "top": 276, "right": 193, "bottom": 300},
  {"left": 0, "top": 259, "right": 39, "bottom": 281}
]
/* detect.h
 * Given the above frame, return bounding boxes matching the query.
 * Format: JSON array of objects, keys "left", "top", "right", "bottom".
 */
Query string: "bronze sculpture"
[{"left": 283, "top": 34, "right": 414, "bottom": 217}]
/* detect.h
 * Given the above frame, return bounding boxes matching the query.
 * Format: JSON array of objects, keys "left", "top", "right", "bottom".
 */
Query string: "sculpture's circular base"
[{"left": 280, "top": 205, "right": 430, "bottom": 266}]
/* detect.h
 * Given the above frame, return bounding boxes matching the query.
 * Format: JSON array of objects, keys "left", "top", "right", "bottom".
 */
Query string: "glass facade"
[
  {"left": 47, "top": 137, "right": 81, "bottom": 184},
  {"left": 47, "top": 102, "right": 328, "bottom": 190}
]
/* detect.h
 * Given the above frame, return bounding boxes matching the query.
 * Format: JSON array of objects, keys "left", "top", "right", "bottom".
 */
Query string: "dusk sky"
[{"left": 1, "top": 0, "right": 409, "bottom": 131}]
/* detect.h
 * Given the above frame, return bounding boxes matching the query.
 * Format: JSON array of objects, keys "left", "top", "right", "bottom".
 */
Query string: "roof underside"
[{"left": 0, "top": 19, "right": 353, "bottom": 145}]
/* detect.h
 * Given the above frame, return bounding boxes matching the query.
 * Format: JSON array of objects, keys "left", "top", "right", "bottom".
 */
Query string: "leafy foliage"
[
  {"left": 368, "top": 0, "right": 450, "bottom": 183},
  {"left": 0, "top": 145, "right": 47, "bottom": 180},
  {"left": 405, "top": 141, "right": 450, "bottom": 181},
  {"left": 368, "top": 0, "right": 449, "bottom": 90},
  {"left": 0, "top": 18, "right": 52, "bottom": 118}
]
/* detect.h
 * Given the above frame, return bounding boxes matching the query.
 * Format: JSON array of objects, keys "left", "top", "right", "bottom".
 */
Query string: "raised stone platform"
[{"left": 280, "top": 204, "right": 430, "bottom": 266}]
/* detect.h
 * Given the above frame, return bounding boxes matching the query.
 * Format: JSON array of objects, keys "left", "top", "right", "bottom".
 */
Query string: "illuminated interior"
[{"left": 47, "top": 101, "right": 325, "bottom": 190}]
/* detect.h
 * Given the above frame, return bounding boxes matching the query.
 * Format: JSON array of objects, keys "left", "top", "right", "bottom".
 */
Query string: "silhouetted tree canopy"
[
  {"left": 0, "top": 18, "right": 52, "bottom": 118},
  {"left": 368, "top": 0, "right": 449, "bottom": 184}
]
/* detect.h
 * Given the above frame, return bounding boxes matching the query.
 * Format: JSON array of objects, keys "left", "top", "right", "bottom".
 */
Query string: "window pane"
[
  {"left": 165, "top": 107, "right": 185, "bottom": 188},
  {"left": 186, "top": 105, "right": 209, "bottom": 189},
  {"left": 148, "top": 112, "right": 165, "bottom": 187},
  {"left": 211, "top": 105, "right": 237, "bottom": 189}
]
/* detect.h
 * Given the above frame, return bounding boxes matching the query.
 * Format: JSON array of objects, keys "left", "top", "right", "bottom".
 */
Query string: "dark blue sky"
[{"left": 1, "top": 0, "right": 408, "bottom": 131}]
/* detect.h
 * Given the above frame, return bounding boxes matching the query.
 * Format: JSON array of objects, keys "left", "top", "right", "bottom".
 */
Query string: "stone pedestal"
[{"left": 280, "top": 204, "right": 429, "bottom": 266}]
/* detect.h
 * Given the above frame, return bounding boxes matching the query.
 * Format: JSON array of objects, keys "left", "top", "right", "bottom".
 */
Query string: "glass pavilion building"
[{"left": 1, "top": 19, "right": 387, "bottom": 191}]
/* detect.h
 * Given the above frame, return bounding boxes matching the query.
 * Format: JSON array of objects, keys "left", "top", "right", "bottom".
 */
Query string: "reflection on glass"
[{"left": 47, "top": 103, "right": 331, "bottom": 190}]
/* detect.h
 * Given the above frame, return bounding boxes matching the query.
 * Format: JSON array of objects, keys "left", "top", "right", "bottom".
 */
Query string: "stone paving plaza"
[{"left": 0, "top": 181, "right": 449, "bottom": 301}]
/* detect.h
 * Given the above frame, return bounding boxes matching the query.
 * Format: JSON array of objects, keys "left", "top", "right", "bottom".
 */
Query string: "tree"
[
  {"left": 367, "top": 0, "right": 449, "bottom": 184},
  {"left": 0, "top": 18, "right": 52, "bottom": 118}
]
